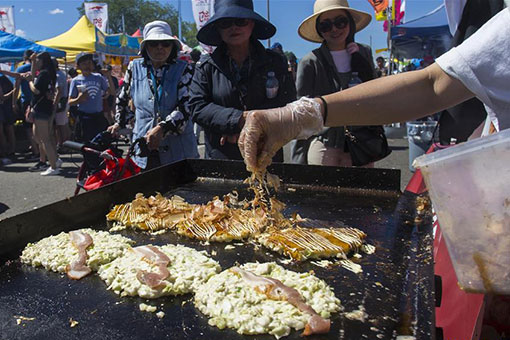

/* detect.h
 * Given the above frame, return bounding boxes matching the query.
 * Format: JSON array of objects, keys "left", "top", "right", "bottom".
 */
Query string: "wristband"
[{"left": 317, "top": 96, "right": 328, "bottom": 125}]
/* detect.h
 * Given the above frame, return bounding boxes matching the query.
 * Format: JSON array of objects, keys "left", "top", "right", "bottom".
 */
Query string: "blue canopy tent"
[
  {"left": 390, "top": 4, "right": 452, "bottom": 59},
  {"left": 0, "top": 30, "right": 66, "bottom": 63}
]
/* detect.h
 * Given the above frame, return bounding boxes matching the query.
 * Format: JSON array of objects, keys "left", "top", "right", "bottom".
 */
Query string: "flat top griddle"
[{"left": 0, "top": 160, "right": 434, "bottom": 340}]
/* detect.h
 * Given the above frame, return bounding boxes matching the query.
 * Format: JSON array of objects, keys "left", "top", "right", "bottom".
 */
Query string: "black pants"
[{"left": 76, "top": 112, "right": 109, "bottom": 143}]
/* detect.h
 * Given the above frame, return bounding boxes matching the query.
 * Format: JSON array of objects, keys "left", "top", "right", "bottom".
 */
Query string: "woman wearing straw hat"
[
  {"left": 189, "top": 0, "right": 296, "bottom": 161},
  {"left": 108, "top": 21, "right": 198, "bottom": 170},
  {"left": 294, "top": 0, "right": 388, "bottom": 167}
]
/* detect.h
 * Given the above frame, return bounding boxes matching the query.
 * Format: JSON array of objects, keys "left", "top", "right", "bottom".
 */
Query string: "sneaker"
[
  {"left": 40, "top": 167, "right": 61, "bottom": 176},
  {"left": 29, "top": 161, "right": 49, "bottom": 172},
  {"left": 1, "top": 158, "right": 12, "bottom": 165},
  {"left": 56, "top": 158, "right": 63, "bottom": 169}
]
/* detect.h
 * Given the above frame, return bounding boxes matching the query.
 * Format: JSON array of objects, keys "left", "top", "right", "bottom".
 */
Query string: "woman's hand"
[
  {"left": 107, "top": 123, "right": 120, "bottom": 137},
  {"left": 220, "top": 134, "right": 239, "bottom": 145},
  {"left": 75, "top": 90, "right": 89, "bottom": 103},
  {"left": 346, "top": 42, "right": 359, "bottom": 55},
  {"left": 145, "top": 125, "right": 164, "bottom": 150},
  {"left": 238, "top": 97, "right": 324, "bottom": 172}
]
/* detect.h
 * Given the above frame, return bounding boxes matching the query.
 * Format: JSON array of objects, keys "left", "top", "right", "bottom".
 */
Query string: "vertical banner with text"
[
  {"left": 191, "top": 0, "right": 215, "bottom": 53},
  {"left": 84, "top": 2, "right": 108, "bottom": 33},
  {"left": 0, "top": 6, "right": 15, "bottom": 34}
]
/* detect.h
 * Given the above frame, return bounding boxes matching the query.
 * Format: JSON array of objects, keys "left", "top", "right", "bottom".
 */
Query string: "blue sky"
[{"left": 2, "top": 0, "right": 443, "bottom": 58}]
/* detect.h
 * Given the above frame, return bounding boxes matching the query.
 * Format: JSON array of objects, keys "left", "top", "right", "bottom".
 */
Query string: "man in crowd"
[
  {"left": 375, "top": 56, "right": 387, "bottom": 77},
  {"left": 68, "top": 52, "right": 115, "bottom": 143}
]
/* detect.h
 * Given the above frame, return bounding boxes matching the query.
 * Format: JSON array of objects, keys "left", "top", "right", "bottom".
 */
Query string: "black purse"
[{"left": 344, "top": 126, "right": 391, "bottom": 166}]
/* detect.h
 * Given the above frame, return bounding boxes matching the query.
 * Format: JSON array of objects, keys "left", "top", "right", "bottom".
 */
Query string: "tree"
[{"left": 78, "top": 0, "right": 199, "bottom": 47}]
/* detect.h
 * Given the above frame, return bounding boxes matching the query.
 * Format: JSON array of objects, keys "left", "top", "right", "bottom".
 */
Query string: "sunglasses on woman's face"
[
  {"left": 318, "top": 16, "right": 349, "bottom": 34},
  {"left": 216, "top": 18, "right": 250, "bottom": 29},
  {"left": 146, "top": 40, "right": 173, "bottom": 48}
]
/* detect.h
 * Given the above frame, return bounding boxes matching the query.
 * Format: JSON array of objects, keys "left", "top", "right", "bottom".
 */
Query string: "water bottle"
[
  {"left": 266, "top": 71, "right": 279, "bottom": 99},
  {"left": 348, "top": 72, "right": 362, "bottom": 88}
]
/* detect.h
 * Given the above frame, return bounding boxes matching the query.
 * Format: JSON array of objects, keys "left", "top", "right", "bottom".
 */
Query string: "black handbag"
[{"left": 344, "top": 126, "right": 391, "bottom": 166}]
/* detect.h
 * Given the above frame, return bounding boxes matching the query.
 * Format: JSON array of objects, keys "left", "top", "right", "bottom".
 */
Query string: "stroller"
[{"left": 63, "top": 131, "right": 149, "bottom": 196}]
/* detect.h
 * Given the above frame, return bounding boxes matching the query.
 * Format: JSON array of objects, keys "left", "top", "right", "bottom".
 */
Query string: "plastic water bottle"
[
  {"left": 348, "top": 72, "right": 362, "bottom": 88},
  {"left": 266, "top": 71, "right": 279, "bottom": 99}
]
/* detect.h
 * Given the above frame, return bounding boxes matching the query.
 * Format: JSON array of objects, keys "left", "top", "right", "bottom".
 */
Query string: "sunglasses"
[
  {"left": 318, "top": 16, "right": 349, "bottom": 34},
  {"left": 216, "top": 18, "right": 250, "bottom": 29},
  {"left": 146, "top": 40, "right": 173, "bottom": 48}
]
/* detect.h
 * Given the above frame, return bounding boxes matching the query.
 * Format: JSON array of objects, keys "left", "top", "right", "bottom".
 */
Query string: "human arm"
[
  {"left": 239, "top": 64, "right": 474, "bottom": 171},
  {"left": 28, "top": 54, "right": 39, "bottom": 94},
  {"left": 101, "top": 68, "right": 116, "bottom": 97},
  {"left": 0, "top": 70, "right": 22, "bottom": 79},
  {"left": 109, "top": 63, "right": 133, "bottom": 135},
  {"left": 324, "top": 63, "right": 473, "bottom": 126},
  {"left": 67, "top": 78, "right": 89, "bottom": 106}
]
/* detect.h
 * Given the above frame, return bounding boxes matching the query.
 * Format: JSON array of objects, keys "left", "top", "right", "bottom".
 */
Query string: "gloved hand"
[
  {"left": 346, "top": 42, "right": 359, "bottom": 55},
  {"left": 238, "top": 97, "right": 324, "bottom": 172}
]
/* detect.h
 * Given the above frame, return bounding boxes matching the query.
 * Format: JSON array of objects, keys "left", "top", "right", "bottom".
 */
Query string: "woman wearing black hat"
[{"left": 189, "top": 0, "right": 296, "bottom": 161}]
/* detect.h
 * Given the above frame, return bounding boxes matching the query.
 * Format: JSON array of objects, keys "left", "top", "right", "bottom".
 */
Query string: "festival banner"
[
  {"left": 84, "top": 2, "right": 108, "bottom": 33},
  {"left": 367, "top": 0, "right": 388, "bottom": 14},
  {"left": 383, "top": 0, "right": 405, "bottom": 31},
  {"left": 191, "top": 0, "right": 215, "bottom": 53},
  {"left": 0, "top": 6, "right": 15, "bottom": 34},
  {"left": 375, "top": 9, "right": 387, "bottom": 22}
]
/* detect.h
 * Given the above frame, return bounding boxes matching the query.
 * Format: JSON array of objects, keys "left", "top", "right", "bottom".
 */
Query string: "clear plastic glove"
[
  {"left": 346, "top": 42, "right": 359, "bottom": 55},
  {"left": 238, "top": 97, "right": 324, "bottom": 172}
]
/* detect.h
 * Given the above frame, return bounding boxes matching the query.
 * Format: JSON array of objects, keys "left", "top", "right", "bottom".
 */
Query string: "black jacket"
[
  {"left": 189, "top": 40, "right": 296, "bottom": 160},
  {"left": 296, "top": 42, "right": 377, "bottom": 149}
]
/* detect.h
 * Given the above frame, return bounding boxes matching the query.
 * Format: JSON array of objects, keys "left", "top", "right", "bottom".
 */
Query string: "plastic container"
[
  {"left": 407, "top": 121, "right": 437, "bottom": 172},
  {"left": 414, "top": 128, "right": 510, "bottom": 294}
]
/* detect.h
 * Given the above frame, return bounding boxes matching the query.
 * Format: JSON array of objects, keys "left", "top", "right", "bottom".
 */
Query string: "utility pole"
[
  {"left": 267, "top": 0, "right": 270, "bottom": 48},
  {"left": 178, "top": 0, "right": 182, "bottom": 40}
]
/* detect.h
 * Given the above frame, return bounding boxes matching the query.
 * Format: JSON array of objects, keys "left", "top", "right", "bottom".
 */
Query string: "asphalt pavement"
[{"left": 0, "top": 131, "right": 412, "bottom": 220}]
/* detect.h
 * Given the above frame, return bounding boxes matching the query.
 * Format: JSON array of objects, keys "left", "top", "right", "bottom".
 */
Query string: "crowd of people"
[
  {"left": 3, "top": 0, "right": 504, "bottom": 181},
  {"left": 0, "top": 0, "right": 396, "bottom": 178}
]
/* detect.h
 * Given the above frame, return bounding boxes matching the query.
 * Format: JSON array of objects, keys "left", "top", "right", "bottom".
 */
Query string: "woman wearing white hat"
[
  {"left": 293, "top": 0, "right": 389, "bottom": 167},
  {"left": 108, "top": 21, "right": 198, "bottom": 170}
]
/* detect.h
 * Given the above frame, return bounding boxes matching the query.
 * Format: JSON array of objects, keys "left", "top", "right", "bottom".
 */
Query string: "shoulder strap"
[{"left": 311, "top": 49, "right": 343, "bottom": 92}]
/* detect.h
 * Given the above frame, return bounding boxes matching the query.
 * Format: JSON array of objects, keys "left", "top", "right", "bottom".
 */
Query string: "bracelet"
[{"left": 317, "top": 96, "right": 328, "bottom": 124}]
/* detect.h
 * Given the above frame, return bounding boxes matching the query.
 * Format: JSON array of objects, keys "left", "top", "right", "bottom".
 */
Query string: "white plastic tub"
[{"left": 414, "top": 129, "right": 510, "bottom": 294}]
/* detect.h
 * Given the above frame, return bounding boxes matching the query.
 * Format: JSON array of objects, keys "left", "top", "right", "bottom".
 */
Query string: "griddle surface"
[{"left": 0, "top": 178, "right": 433, "bottom": 340}]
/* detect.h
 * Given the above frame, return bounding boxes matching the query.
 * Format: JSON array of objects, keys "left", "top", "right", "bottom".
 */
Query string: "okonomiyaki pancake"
[
  {"left": 106, "top": 193, "right": 194, "bottom": 231},
  {"left": 194, "top": 262, "right": 341, "bottom": 339},
  {"left": 98, "top": 244, "right": 220, "bottom": 299},
  {"left": 257, "top": 222, "right": 366, "bottom": 261},
  {"left": 175, "top": 197, "right": 268, "bottom": 242},
  {"left": 20, "top": 228, "right": 134, "bottom": 278}
]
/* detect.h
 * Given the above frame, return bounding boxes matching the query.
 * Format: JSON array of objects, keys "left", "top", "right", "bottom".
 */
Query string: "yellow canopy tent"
[{"left": 38, "top": 16, "right": 96, "bottom": 63}]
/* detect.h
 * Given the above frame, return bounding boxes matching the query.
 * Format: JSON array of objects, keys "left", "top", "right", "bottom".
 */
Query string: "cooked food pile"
[
  {"left": 20, "top": 228, "right": 134, "bottom": 278},
  {"left": 98, "top": 244, "right": 221, "bottom": 299},
  {"left": 107, "top": 193, "right": 193, "bottom": 231},
  {"left": 194, "top": 262, "right": 341, "bottom": 339},
  {"left": 19, "top": 172, "right": 373, "bottom": 339},
  {"left": 106, "top": 172, "right": 368, "bottom": 262}
]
